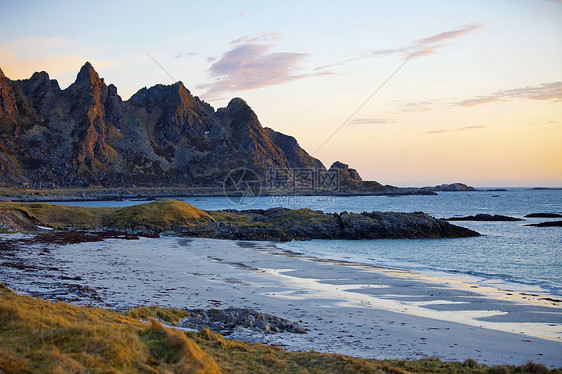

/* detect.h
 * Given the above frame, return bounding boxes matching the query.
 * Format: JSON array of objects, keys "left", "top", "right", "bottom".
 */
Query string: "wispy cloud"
[
  {"left": 229, "top": 32, "right": 281, "bottom": 46},
  {"left": 456, "top": 82, "right": 562, "bottom": 106},
  {"left": 314, "top": 24, "right": 483, "bottom": 71},
  {"left": 413, "top": 24, "right": 483, "bottom": 45},
  {"left": 425, "top": 125, "right": 487, "bottom": 134},
  {"left": 199, "top": 34, "right": 326, "bottom": 98},
  {"left": 393, "top": 100, "right": 441, "bottom": 113},
  {"left": 313, "top": 56, "right": 366, "bottom": 72},
  {"left": 350, "top": 118, "right": 396, "bottom": 125},
  {"left": 175, "top": 52, "right": 199, "bottom": 59},
  {"left": 393, "top": 81, "right": 561, "bottom": 113}
]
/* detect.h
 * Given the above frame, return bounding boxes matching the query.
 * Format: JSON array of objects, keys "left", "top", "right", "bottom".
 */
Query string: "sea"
[{"left": 54, "top": 188, "right": 562, "bottom": 299}]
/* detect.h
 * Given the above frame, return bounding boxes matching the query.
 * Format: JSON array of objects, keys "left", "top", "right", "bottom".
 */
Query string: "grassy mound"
[
  {"left": 108, "top": 199, "right": 214, "bottom": 232},
  {"left": 0, "top": 201, "right": 110, "bottom": 230},
  {"left": 1, "top": 284, "right": 559, "bottom": 373},
  {"left": 0, "top": 199, "right": 214, "bottom": 232}
]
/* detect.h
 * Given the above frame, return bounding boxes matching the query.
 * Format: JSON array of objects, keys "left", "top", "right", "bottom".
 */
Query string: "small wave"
[{"left": 360, "top": 257, "right": 562, "bottom": 298}]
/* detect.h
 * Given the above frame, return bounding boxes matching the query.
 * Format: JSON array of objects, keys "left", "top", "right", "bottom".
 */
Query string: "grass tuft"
[{"left": 126, "top": 305, "right": 191, "bottom": 324}]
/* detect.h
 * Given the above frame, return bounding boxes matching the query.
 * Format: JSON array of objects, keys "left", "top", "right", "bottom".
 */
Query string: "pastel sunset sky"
[{"left": 1, "top": 0, "right": 561, "bottom": 187}]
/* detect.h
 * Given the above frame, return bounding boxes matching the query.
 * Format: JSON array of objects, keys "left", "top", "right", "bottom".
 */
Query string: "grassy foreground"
[{"left": 0, "top": 284, "right": 559, "bottom": 374}]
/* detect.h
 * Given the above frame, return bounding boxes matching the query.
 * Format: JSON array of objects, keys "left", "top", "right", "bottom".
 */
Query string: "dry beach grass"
[{"left": 0, "top": 284, "right": 559, "bottom": 373}]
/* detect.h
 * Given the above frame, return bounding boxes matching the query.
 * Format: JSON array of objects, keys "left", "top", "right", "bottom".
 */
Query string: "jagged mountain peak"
[
  {"left": 30, "top": 71, "right": 50, "bottom": 81},
  {"left": 128, "top": 81, "right": 192, "bottom": 106},
  {"left": 330, "top": 161, "right": 363, "bottom": 185},
  {"left": 0, "top": 63, "right": 336, "bottom": 188},
  {"left": 17, "top": 70, "right": 62, "bottom": 117},
  {"left": 226, "top": 97, "right": 249, "bottom": 108},
  {"left": 0, "top": 67, "right": 5, "bottom": 79},
  {"left": 330, "top": 161, "right": 349, "bottom": 170},
  {"left": 24, "top": 71, "right": 61, "bottom": 91},
  {"left": 74, "top": 61, "right": 103, "bottom": 87}
]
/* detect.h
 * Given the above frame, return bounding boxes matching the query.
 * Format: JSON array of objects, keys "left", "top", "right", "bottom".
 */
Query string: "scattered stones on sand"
[{"left": 180, "top": 308, "right": 307, "bottom": 335}]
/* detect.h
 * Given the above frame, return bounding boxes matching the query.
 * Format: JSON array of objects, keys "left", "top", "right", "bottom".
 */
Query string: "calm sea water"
[{"left": 54, "top": 189, "right": 562, "bottom": 297}]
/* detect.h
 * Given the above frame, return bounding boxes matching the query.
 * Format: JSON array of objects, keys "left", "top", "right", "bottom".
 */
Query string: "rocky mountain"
[{"left": 0, "top": 63, "right": 338, "bottom": 189}]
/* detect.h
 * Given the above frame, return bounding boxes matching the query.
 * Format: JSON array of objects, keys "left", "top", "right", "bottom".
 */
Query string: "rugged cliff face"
[{"left": 0, "top": 62, "right": 331, "bottom": 188}]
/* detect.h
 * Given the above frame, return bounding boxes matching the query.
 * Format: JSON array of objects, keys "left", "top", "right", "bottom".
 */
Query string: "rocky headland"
[
  {"left": 0, "top": 63, "right": 473, "bottom": 197},
  {"left": 0, "top": 199, "right": 479, "bottom": 240}
]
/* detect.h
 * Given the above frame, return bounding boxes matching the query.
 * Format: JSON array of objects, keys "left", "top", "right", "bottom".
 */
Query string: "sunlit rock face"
[{"left": 0, "top": 63, "right": 335, "bottom": 188}]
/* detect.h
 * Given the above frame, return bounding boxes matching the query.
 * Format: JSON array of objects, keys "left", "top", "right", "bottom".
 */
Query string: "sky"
[{"left": 1, "top": 0, "right": 561, "bottom": 187}]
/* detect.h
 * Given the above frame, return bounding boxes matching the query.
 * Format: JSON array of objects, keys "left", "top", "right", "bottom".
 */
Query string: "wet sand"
[{"left": 1, "top": 235, "right": 561, "bottom": 368}]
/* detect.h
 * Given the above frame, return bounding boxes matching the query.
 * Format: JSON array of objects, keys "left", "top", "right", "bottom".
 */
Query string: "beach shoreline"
[{"left": 1, "top": 234, "right": 561, "bottom": 368}]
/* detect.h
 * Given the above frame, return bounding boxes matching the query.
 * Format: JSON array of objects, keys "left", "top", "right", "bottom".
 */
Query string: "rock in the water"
[
  {"left": 525, "top": 221, "right": 562, "bottom": 227},
  {"left": 525, "top": 213, "right": 562, "bottom": 218},
  {"left": 430, "top": 183, "right": 477, "bottom": 191},
  {"left": 444, "top": 214, "right": 522, "bottom": 222}
]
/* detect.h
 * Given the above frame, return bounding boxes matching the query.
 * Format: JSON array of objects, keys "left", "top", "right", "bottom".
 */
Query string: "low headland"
[{"left": 0, "top": 199, "right": 480, "bottom": 240}]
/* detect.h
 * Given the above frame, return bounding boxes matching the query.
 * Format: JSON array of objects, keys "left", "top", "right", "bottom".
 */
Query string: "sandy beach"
[{"left": 2, "top": 235, "right": 561, "bottom": 368}]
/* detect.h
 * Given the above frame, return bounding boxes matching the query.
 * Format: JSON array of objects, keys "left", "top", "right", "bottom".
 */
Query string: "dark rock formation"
[
  {"left": 0, "top": 63, "right": 465, "bottom": 196},
  {"left": 525, "top": 221, "right": 562, "bottom": 227},
  {"left": 428, "top": 183, "right": 477, "bottom": 192},
  {"left": 181, "top": 207, "right": 480, "bottom": 241},
  {"left": 264, "top": 128, "right": 324, "bottom": 170},
  {"left": 0, "top": 63, "right": 441, "bottom": 195},
  {"left": 180, "top": 308, "right": 307, "bottom": 335},
  {"left": 0, "top": 63, "right": 330, "bottom": 188},
  {"left": 444, "top": 214, "right": 522, "bottom": 222},
  {"left": 329, "top": 161, "right": 362, "bottom": 188},
  {"left": 0, "top": 67, "right": 19, "bottom": 117},
  {"left": 525, "top": 213, "right": 562, "bottom": 218},
  {"left": 17, "top": 71, "right": 61, "bottom": 117},
  {"left": 0, "top": 200, "right": 479, "bottom": 240}
]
